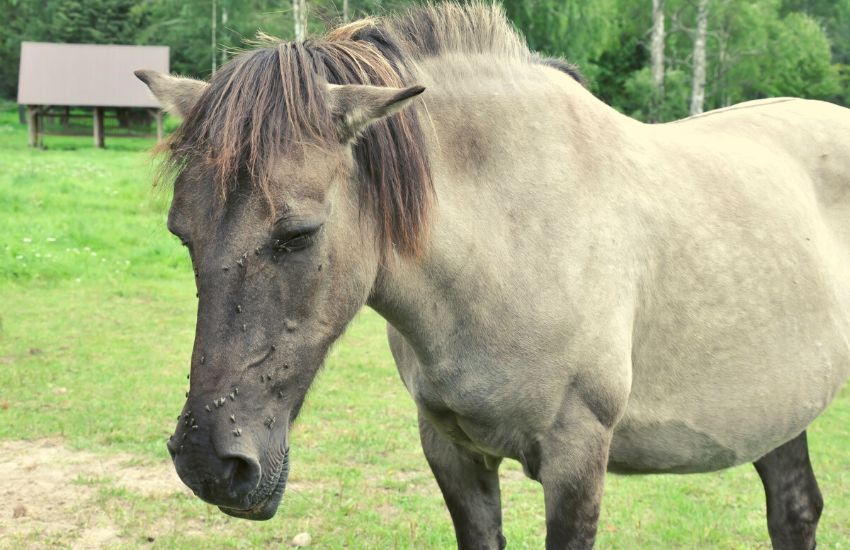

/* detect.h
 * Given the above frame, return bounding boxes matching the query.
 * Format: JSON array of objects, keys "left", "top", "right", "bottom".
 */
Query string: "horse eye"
[{"left": 272, "top": 224, "right": 322, "bottom": 253}]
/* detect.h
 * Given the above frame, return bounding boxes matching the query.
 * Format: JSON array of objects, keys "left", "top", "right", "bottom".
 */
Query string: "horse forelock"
[{"left": 159, "top": 2, "right": 577, "bottom": 259}]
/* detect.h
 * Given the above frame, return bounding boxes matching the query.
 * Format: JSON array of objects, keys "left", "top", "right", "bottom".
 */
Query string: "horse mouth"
[{"left": 220, "top": 448, "right": 289, "bottom": 521}]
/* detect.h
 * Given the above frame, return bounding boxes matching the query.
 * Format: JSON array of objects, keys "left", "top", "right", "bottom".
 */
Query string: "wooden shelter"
[{"left": 17, "top": 42, "right": 169, "bottom": 148}]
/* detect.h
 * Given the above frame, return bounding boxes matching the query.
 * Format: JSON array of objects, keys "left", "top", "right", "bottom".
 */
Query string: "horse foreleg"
[
  {"left": 754, "top": 431, "right": 824, "bottom": 550},
  {"left": 534, "top": 407, "right": 612, "bottom": 550},
  {"left": 418, "top": 413, "right": 506, "bottom": 550}
]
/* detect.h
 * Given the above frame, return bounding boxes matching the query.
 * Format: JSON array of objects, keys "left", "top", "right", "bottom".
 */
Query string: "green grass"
[{"left": 0, "top": 106, "right": 848, "bottom": 548}]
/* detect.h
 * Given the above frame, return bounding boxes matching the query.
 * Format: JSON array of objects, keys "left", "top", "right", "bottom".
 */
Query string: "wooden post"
[
  {"left": 26, "top": 106, "right": 39, "bottom": 148},
  {"left": 93, "top": 107, "right": 105, "bottom": 148},
  {"left": 154, "top": 109, "right": 164, "bottom": 142},
  {"left": 37, "top": 109, "right": 44, "bottom": 148}
]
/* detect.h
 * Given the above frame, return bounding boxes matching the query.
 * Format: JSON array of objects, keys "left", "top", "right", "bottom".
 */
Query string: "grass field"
[{"left": 1, "top": 104, "right": 848, "bottom": 549}]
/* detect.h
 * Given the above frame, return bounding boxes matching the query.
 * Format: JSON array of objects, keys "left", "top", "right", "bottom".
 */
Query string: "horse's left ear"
[
  {"left": 328, "top": 83, "right": 425, "bottom": 141},
  {"left": 134, "top": 69, "right": 208, "bottom": 118}
]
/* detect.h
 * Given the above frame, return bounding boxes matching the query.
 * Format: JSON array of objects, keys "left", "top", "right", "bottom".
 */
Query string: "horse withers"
[{"left": 136, "top": 4, "right": 850, "bottom": 548}]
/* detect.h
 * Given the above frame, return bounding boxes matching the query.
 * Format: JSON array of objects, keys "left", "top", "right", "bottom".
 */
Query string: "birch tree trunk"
[
  {"left": 293, "top": 0, "right": 308, "bottom": 42},
  {"left": 220, "top": 6, "right": 228, "bottom": 68},
  {"left": 211, "top": 0, "right": 217, "bottom": 74},
  {"left": 650, "top": 0, "right": 666, "bottom": 121},
  {"left": 689, "top": 0, "right": 710, "bottom": 115}
]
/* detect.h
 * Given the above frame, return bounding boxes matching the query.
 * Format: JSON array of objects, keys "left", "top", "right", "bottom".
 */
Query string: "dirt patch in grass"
[{"left": 0, "top": 438, "right": 189, "bottom": 548}]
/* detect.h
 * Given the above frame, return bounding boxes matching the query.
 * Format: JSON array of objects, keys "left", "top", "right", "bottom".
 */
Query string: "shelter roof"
[{"left": 17, "top": 42, "right": 169, "bottom": 108}]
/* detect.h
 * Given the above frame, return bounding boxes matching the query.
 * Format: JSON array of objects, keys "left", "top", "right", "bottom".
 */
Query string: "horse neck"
[{"left": 367, "top": 57, "right": 644, "bottom": 361}]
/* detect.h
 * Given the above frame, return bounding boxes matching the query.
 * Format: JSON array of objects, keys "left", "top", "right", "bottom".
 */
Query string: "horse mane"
[{"left": 163, "top": 3, "right": 578, "bottom": 259}]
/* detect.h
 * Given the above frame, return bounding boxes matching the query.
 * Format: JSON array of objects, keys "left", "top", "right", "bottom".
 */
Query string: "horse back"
[{"left": 676, "top": 98, "right": 850, "bottom": 253}]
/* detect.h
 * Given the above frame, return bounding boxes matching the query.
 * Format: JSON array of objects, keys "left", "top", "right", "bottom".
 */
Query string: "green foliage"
[
  {"left": 760, "top": 12, "right": 839, "bottom": 98},
  {"left": 502, "top": 0, "right": 621, "bottom": 81},
  {"left": 503, "top": 0, "right": 845, "bottom": 118},
  {"left": 709, "top": 3, "right": 839, "bottom": 105},
  {"left": 133, "top": 0, "right": 305, "bottom": 80},
  {"left": 620, "top": 67, "right": 691, "bottom": 121},
  {"left": 781, "top": 0, "right": 850, "bottom": 104},
  {"left": 48, "top": 0, "right": 140, "bottom": 43},
  {"left": 0, "top": 0, "right": 847, "bottom": 119}
]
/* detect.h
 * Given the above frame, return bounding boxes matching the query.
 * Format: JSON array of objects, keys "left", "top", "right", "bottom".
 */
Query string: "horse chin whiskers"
[{"left": 235, "top": 446, "right": 290, "bottom": 514}]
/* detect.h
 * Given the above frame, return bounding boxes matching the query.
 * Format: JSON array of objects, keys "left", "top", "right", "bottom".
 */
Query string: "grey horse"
[{"left": 136, "top": 3, "right": 850, "bottom": 548}]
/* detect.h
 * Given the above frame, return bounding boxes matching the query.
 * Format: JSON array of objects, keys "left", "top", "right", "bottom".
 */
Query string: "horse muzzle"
[
  {"left": 219, "top": 450, "right": 290, "bottom": 520},
  {"left": 166, "top": 407, "right": 290, "bottom": 519}
]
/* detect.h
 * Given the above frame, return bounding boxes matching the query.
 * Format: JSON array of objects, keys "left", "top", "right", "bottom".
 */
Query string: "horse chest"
[
  {"left": 402, "top": 359, "right": 499, "bottom": 421},
  {"left": 398, "top": 352, "right": 561, "bottom": 459}
]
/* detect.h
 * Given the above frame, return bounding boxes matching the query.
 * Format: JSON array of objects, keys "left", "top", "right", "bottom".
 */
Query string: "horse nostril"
[{"left": 221, "top": 455, "right": 261, "bottom": 500}]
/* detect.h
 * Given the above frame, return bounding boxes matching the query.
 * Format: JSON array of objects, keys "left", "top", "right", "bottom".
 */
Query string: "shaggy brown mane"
[{"left": 162, "top": 3, "right": 576, "bottom": 258}]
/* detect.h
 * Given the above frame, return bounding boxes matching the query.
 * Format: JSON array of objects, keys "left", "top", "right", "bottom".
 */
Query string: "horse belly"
[
  {"left": 609, "top": 191, "right": 850, "bottom": 473},
  {"left": 608, "top": 416, "right": 739, "bottom": 474},
  {"left": 607, "top": 356, "right": 841, "bottom": 475},
  {"left": 608, "top": 274, "right": 850, "bottom": 473},
  {"left": 609, "top": 318, "right": 849, "bottom": 474}
]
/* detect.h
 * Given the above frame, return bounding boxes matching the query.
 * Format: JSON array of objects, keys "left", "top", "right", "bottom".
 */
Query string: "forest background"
[{"left": 0, "top": 0, "right": 848, "bottom": 122}]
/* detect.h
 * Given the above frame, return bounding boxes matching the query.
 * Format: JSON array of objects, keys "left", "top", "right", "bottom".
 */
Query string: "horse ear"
[
  {"left": 134, "top": 70, "right": 207, "bottom": 118},
  {"left": 328, "top": 83, "right": 425, "bottom": 141}
]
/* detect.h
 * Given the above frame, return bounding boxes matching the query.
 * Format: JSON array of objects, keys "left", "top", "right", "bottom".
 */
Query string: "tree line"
[{"left": 1, "top": 0, "right": 847, "bottom": 122}]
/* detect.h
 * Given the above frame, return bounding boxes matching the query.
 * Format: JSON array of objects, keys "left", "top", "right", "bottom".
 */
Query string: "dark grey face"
[
  {"left": 165, "top": 150, "right": 380, "bottom": 520},
  {"left": 134, "top": 65, "right": 425, "bottom": 519}
]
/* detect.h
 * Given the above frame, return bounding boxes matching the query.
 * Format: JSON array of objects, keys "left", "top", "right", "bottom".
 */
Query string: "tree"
[
  {"left": 211, "top": 0, "right": 217, "bottom": 74},
  {"left": 714, "top": 3, "right": 839, "bottom": 104},
  {"left": 502, "top": 0, "right": 621, "bottom": 84},
  {"left": 689, "top": 0, "right": 709, "bottom": 115},
  {"left": 650, "top": 0, "right": 666, "bottom": 120},
  {"left": 780, "top": 0, "right": 850, "bottom": 104},
  {"left": 0, "top": 0, "right": 846, "bottom": 113},
  {"left": 293, "top": 0, "right": 308, "bottom": 41}
]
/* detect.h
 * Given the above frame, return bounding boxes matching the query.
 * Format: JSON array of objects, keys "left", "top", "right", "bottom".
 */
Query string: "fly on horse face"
[{"left": 136, "top": 3, "right": 850, "bottom": 548}]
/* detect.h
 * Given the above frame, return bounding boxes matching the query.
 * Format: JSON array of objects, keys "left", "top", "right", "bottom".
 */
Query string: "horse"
[{"left": 135, "top": 3, "right": 850, "bottom": 548}]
